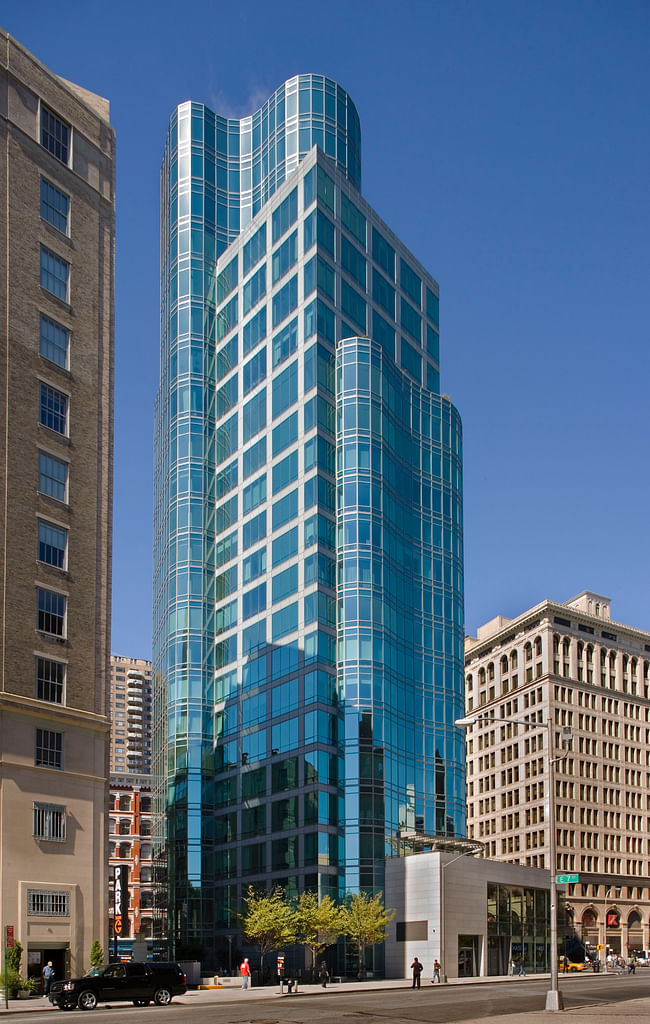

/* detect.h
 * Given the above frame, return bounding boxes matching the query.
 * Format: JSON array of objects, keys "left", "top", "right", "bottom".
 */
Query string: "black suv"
[{"left": 49, "top": 961, "right": 187, "bottom": 1010}]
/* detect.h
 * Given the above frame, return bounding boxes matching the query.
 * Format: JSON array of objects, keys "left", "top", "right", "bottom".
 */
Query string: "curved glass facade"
[
  {"left": 154, "top": 75, "right": 464, "bottom": 971},
  {"left": 337, "top": 337, "right": 465, "bottom": 901}
]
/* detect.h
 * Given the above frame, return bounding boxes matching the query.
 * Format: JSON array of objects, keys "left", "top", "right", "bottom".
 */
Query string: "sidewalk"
[{"left": 1, "top": 975, "right": 649, "bottom": 1024}]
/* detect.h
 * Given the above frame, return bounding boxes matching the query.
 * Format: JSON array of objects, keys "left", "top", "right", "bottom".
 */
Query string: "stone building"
[
  {"left": 0, "top": 29, "right": 114, "bottom": 980},
  {"left": 464, "top": 591, "right": 650, "bottom": 957}
]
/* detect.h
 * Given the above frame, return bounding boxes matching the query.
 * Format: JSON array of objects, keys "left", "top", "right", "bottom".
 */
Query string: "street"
[{"left": 5, "top": 974, "right": 650, "bottom": 1024}]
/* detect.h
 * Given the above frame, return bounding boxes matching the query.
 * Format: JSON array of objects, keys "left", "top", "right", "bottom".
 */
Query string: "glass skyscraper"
[{"left": 153, "top": 75, "right": 465, "bottom": 969}]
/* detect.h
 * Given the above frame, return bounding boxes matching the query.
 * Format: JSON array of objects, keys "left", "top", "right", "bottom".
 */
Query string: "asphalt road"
[{"left": 10, "top": 974, "right": 650, "bottom": 1024}]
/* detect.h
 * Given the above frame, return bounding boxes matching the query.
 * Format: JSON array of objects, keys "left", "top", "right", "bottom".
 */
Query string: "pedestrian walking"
[
  {"left": 518, "top": 956, "right": 526, "bottom": 977},
  {"left": 318, "top": 961, "right": 330, "bottom": 987},
  {"left": 410, "top": 956, "right": 423, "bottom": 988},
  {"left": 432, "top": 959, "right": 441, "bottom": 983},
  {"left": 42, "top": 961, "right": 55, "bottom": 996},
  {"left": 509, "top": 958, "right": 516, "bottom": 976},
  {"left": 240, "top": 958, "right": 251, "bottom": 989}
]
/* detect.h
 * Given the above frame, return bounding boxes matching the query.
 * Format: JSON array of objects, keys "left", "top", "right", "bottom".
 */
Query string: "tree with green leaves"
[
  {"left": 89, "top": 940, "right": 104, "bottom": 968},
  {"left": 294, "top": 892, "right": 343, "bottom": 972},
  {"left": 239, "top": 886, "right": 296, "bottom": 975},
  {"left": 340, "top": 891, "right": 395, "bottom": 979},
  {"left": 5, "top": 941, "right": 22, "bottom": 974}
]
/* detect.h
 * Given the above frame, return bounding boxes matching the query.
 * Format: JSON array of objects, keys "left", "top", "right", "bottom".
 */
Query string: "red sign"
[
  {"left": 114, "top": 916, "right": 122, "bottom": 935},
  {"left": 5, "top": 926, "right": 14, "bottom": 949},
  {"left": 606, "top": 912, "right": 620, "bottom": 928}
]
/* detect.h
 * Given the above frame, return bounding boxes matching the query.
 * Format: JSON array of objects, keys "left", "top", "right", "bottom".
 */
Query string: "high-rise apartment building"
[
  {"left": 109, "top": 655, "right": 153, "bottom": 774},
  {"left": 154, "top": 76, "right": 465, "bottom": 969},
  {"left": 0, "top": 30, "right": 114, "bottom": 980},
  {"left": 464, "top": 591, "right": 650, "bottom": 957}
]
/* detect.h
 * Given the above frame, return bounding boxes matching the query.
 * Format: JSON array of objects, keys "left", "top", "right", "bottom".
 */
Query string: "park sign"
[{"left": 556, "top": 874, "right": 579, "bottom": 884}]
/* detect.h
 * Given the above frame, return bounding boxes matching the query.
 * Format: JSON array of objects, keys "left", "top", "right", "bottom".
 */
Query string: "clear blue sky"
[{"left": 5, "top": 0, "right": 649, "bottom": 658}]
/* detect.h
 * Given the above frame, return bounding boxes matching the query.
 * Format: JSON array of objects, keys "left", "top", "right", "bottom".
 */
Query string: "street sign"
[
  {"left": 5, "top": 926, "right": 14, "bottom": 948},
  {"left": 114, "top": 916, "right": 122, "bottom": 935},
  {"left": 556, "top": 874, "right": 579, "bottom": 883}
]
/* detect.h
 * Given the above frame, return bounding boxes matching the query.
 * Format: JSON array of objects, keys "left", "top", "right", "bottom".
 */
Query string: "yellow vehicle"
[{"left": 559, "top": 958, "right": 588, "bottom": 972}]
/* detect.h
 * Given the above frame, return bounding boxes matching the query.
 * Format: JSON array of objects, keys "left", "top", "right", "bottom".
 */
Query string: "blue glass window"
[
  {"left": 341, "top": 236, "right": 366, "bottom": 289},
  {"left": 272, "top": 450, "right": 298, "bottom": 494},
  {"left": 243, "top": 265, "right": 266, "bottom": 315},
  {"left": 272, "top": 230, "right": 297, "bottom": 284},
  {"left": 243, "top": 223, "right": 266, "bottom": 274},
  {"left": 217, "top": 461, "right": 238, "bottom": 498},
  {"left": 242, "top": 388, "right": 266, "bottom": 442},
  {"left": 217, "top": 334, "right": 238, "bottom": 378},
  {"left": 216, "top": 564, "right": 238, "bottom": 600},
  {"left": 272, "top": 564, "right": 298, "bottom": 602},
  {"left": 304, "top": 166, "right": 316, "bottom": 208},
  {"left": 401, "top": 338, "right": 422, "bottom": 383},
  {"left": 372, "top": 267, "right": 395, "bottom": 318},
  {"left": 304, "top": 299, "right": 335, "bottom": 344},
  {"left": 372, "top": 226, "right": 395, "bottom": 279},
  {"left": 271, "top": 717, "right": 299, "bottom": 754},
  {"left": 243, "top": 474, "right": 266, "bottom": 515},
  {"left": 272, "top": 411, "right": 298, "bottom": 457},
  {"left": 243, "top": 347, "right": 266, "bottom": 395},
  {"left": 217, "top": 295, "right": 238, "bottom": 342},
  {"left": 341, "top": 280, "right": 366, "bottom": 333},
  {"left": 39, "top": 315, "right": 69, "bottom": 368},
  {"left": 272, "top": 275, "right": 297, "bottom": 328},
  {"left": 243, "top": 307, "right": 267, "bottom": 355},
  {"left": 272, "top": 488, "right": 298, "bottom": 530},
  {"left": 426, "top": 324, "right": 440, "bottom": 361},
  {"left": 217, "top": 255, "right": 238, "bottom": 303},
  {"left": 426, "top": 286, "right": 440, "bottom": 327},
  {"left": 272, "top": 602, "right": 299, "bottom": 640},
  {"left": 372, "top": 310, "right": 395, "bottom": 357},
  {"left": 243, "top": 436, "right": 267, "bottom": 479},
  {"left": 217, "top": 413, "right": 237, "bottom": 464},
  {"left": 243, "top": 546, "right": 266, "bottom": 584},
  {"left": 216, "top": 531, "right": 237, "bottom": 566},
  {"left": 272, "top": 318, "right": 297, "bottom": 368},
  {"left": 40, "top": 247, "right": 69, "bottom": 301},
  {"left": 38, "top": 520, "right": 66, "bottom": 568},
  {"left": 243, "top": 510, "right": 266, "bottom": 550},
  {"left": 38, "top": 452, "right": 67, "bottom": 502},
  {"left": 242, "top": 619, "right": 266, "bottom": 654},
  {"left": 215, "top": 599, "right": 237, "bottom": 634},
  {"left": 272, "top": 679, "right": 299, "bottom": 717},
  {"left": 271, "top": 188, "right": 297, "bottom": 243},
  {"left": 317, "top": 166, "right": 334, "bottom": 211},
  {"left": 427, "top": 363, "right": 440, "bottom": 393},
  {"left": 217, "top": 374, "right": 238, "bottom": 418},
  {"left": 243, "top": 582, "right": 266, "bottom": 620},
  {"left": 272, "top": 360, "right": 298, "bottom": 419},
  {"left": 272, "top": 526, "right": 298, "bottom": 567},
  {"left": 243, "top": 692, "right": 266, "bottom": 728},
  {"left": 40, "top": 382, "right": 68, "bottom": 434},
  {"left": 304, "top": 209, "right": 335, "bottom": 256},
  {"left": 40, "top": 179, "right": 69, "bottom": 234},
  {"left": 401, "top": 297, "right": 421, "bottom": 343},
  {"left": 341, "top": 192, "right": 366, "bottom": 246},
  {"left": 400, "top": 258, "right": 421, "bottom": 307},
  {"left": 216, "top": 495, "right": 237, "bottom": 534}
]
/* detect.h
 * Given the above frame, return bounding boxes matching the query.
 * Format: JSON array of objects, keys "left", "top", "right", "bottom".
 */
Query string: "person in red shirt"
[{"left": 240, "top": 958, "right": 251, "bottom": 990}]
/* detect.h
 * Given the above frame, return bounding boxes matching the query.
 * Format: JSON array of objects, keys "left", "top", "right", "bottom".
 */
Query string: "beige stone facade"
[
  {"left": 0, "top": 29, "right": 114, "bottom": 982},
  {"left": 464, "top": 591, "right": 650, "bottom": 957},
  {"left": 109, "top": 656, "right": 153, "bottom": 775}
]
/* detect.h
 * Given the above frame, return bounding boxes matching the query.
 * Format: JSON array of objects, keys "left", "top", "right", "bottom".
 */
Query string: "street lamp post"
[{"left": 456, "top": 713, "right": 569, "bottom": 1012}]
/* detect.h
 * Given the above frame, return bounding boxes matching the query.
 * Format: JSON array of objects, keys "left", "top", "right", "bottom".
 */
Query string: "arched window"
[
  {"left": 524, "top": 643, "right": 532, "bottom": 662},
  {"left": 582, "top": 908, "right": 597, "bottom": 928},
  {"left": 535, "top": 636, "right": 542, "bottom": 657},
  {"left": 488, "top": 661, "right": 495, "bottom": 680},
  {"left": 119, "top": 794, "right": 131, "bottom": 812},
  {"left": 500, "top": 656, "right": 508, "bottom": 675},
  {"left": 466, "top": 673, "right": 473, "bottom": 690},
  {"left": 118, "top": 842, "right": 130, "bottom": 859},
  {"left": 510, "top": 650, "right": 518, "bottom": 669},
  {"left": 478, "top": 667, "right": 486, "bottom": 686}
]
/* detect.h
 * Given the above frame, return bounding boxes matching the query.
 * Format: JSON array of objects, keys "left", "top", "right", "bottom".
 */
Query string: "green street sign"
[{"left": 556, "top": 874, "right": 579, "bottom": 883}]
